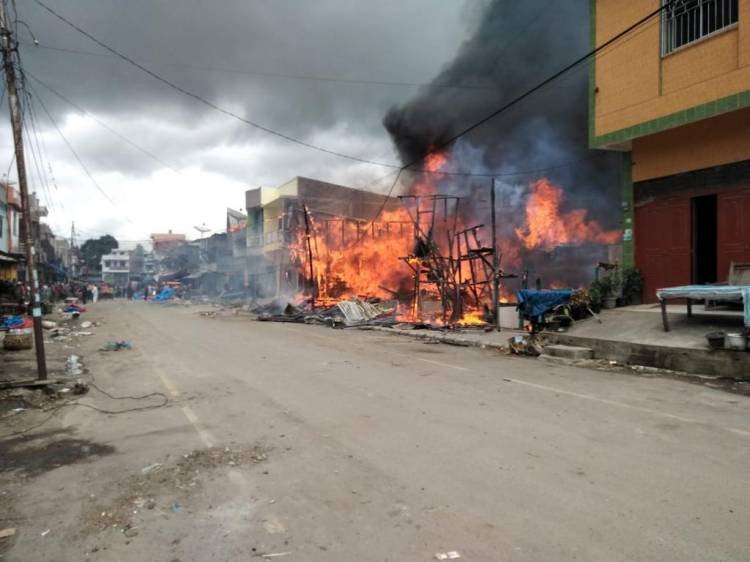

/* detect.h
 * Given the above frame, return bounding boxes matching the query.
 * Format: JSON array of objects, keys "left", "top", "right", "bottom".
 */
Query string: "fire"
[
  {"left": 515, "top": 178, "right": 620, "bottom": 250},
  {"left": 412, "top": 149, "right": 448, "bottom": 197},
  {"left": 424, "top": 150, "right": 448, "bottom": 172},
  {"left": 293, "top": 207, "right": 415, "bottom": 303},
  {"left": 458, "top": 310, "right": 486, "bottom": 326},
  {"left": 289, "top": 160, "right": 620, "bottom": 326}
]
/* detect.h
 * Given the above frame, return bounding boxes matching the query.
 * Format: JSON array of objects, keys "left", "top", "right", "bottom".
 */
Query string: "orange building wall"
[
  {"left": 594, "top": 0, "right": 750, "bottom": 137},
  {"left": 632, "top": 105, "right": 750, "bottom": 181}
]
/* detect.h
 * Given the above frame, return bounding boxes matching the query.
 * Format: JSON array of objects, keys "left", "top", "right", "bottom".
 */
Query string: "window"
[{"left": 662, "top": 0, "right": 739, "bottom": 55}]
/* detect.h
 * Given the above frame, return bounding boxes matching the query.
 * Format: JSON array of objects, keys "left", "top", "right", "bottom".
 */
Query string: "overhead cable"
[{"left": 32, "top": 0, "right": 402, "bottom": 170}]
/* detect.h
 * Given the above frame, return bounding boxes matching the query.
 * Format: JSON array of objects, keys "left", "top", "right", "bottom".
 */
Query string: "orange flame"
[
  {"left": 290, "top": 165, "right": 619, "bottom": 324},
  {"left": 514, "top": 178, "right": 620, "bottom": 250}
]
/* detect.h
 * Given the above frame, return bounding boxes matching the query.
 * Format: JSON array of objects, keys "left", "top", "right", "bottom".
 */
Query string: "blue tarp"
[
  {"left": 517, "top": 289, "right": 574, "bottom": 318},
  {"left": 3, "top": 315, "right": 24, "bottom": 329},
  {"left": 153, "top": 287, "right": 176, "bottom": 302}
]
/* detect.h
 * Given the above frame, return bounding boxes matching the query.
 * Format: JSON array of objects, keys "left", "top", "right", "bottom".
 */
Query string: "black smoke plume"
[{"left": 383, "top": 0, "right": 623, "bottom": 217}]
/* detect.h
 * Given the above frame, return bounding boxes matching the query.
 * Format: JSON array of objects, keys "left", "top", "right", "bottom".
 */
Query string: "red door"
[
  {"left": 717, "top": 187, "right": 750, "bottom": 280},
  {"left": 635, "top": 196, "right": 692, "bottom": 303}
]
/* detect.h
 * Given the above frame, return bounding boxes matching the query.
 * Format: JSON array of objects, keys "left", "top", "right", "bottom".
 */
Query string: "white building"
[{"left": 101, "top": 249, "right": 131, "bottom": 287}]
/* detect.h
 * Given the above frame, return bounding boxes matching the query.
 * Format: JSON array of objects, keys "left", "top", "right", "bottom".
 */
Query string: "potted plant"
[
  {"left": 589, "top": 277, "right": 611, "bottom": 311},
  {"left": 621, "top": 267, "right": 644, "bottom": 305}
]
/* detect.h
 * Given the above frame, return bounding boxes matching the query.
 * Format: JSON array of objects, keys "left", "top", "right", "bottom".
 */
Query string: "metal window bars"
[{"left": 662, "top": 0, "right": 738, "bottom": 55}]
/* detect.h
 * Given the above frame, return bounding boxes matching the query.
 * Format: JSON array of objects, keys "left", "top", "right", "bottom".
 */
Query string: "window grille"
[{"left": 662, "top": 0, "right": 738, "bottom": 55}]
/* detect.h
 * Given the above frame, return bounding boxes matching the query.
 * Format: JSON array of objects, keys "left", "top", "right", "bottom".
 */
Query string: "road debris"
[
  {"left": 65, "top": 355, "right": 83, "bottom": 375},
  {"left": 100, "top": 340, "right": 132, "bottom": 351},
  {"left": 141, "top": 463, "right": 163, "bottom": 475},
  {"left": 40, "top": 529, "right": 50, "bottom": 537},
  {"left": 0, "top": 528, "right": 16, "bottom": 539},
  {"left": 508, "top": 334, "right": 544, "bottom": 356},
  {"left": 435, "top": 551, "right": 461, "bottom": 560}
]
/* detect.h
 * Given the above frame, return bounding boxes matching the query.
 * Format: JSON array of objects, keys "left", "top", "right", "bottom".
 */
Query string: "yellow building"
[{"left": 591, "top": 0, "right": 750, "bottom": 301}]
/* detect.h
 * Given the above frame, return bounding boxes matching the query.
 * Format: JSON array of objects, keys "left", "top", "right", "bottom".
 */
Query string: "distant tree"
[{"left": 81, "top": 235, "right": 119, "bottom": 271}]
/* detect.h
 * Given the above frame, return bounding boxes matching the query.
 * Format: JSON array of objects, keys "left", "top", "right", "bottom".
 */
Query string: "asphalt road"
[{"left": 3, "top": 300, "right": 750, "bottom": 561}]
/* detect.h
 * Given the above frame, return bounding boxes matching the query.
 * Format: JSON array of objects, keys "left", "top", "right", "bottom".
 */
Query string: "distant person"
[{"left": 92, "top": 284, "right": 99, "bottom": 303}]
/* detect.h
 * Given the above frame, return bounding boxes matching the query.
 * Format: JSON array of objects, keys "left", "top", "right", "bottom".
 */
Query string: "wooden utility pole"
[
  {"left": 302, "top": 205, "right": 316, "bottom": 310},
  {"left": 491, "top": 178, "right": 500, "bottom": 332},
  {"left": 0, "top": 1, "right": 48, "bottom": 379}
]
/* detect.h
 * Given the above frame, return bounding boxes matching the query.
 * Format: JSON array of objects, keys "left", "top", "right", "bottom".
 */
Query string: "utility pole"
[
  {"left": 491, "top": 178, "right": 500, "bottom": 332},
  {"left": 1, "top": 1, "right": 47, "bottom": 379},
  {"left": 70, "top": 221, "right": 77, "bottom": 277}
]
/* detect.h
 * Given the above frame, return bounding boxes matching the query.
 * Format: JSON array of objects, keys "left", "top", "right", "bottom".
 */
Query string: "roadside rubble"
[
  {"left": 255, "top": 297, "right": 398, "bottom": 327},
  {"left": 81, "top": 445, "right": 269, "bottom": 536},
  {"left": 507, "top": 333, "right": 545, "bottom": 356},
  {"left": 99, "top": 341, "right": 132, "bottom": 352}
]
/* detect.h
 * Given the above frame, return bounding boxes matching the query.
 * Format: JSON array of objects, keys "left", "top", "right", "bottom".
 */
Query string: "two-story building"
[
  {"left": 591, "top": 0, "right": 750, "bottom": 300},
  {"left": 101, "top": 249, "right": 131, "bottom": 288},
  {"left": 245, "top": 176, "right": 403, "bottom": 298},
  {"left": 0, "top": 183, "right": 23, "bottom": 280}
]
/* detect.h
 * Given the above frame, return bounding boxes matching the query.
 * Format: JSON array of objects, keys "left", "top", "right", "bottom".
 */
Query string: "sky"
[{"left": 3, "top": 0, "right": 479, "bottom": 243}]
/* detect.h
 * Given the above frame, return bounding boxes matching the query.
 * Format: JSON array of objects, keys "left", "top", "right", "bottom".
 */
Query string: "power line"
[
  {"left": 17, "top": 67, "right": 60, "bottom": 214},
  {"left": 25, "top": 78, "right": 133, "bottom": 221},
  {"left": 32, "top": 0, "right": 403, "bottom": 170},
  {"left": 21, "top": 41, "right": 498, "bottom": 92},
  {"left": 26, "top": 68, "right": 582, "bottom": 181},
  {"left": 360, "top": 1, "right": 674, "bottom": 228},
  {"left": 26, "top": 70, "right": 184, "bottom": 175}
]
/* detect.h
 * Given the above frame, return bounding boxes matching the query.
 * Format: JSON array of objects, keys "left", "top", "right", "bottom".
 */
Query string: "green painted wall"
[{"left": 621, "top": 152, "right": 634, "bottom": 268}]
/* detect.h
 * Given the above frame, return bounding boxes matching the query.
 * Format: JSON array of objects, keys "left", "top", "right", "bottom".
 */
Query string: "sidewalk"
[{"left": 364, "top": 303, "right": 750, "bottom": 379}]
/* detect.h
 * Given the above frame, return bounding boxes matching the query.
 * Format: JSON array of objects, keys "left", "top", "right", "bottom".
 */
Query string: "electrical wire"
[
  {"left": 25, "top": 70, "right": 184, "bottom": 176},
  {"left": 21, "top": 84, "right": 66, "bottom": 210},
  {"left": 24, "top": 78, "right": 134, "bottom": 222},
  {"left": 358, "top": 0, "right": 675, "bottom": 229},
  {"left": 27, "top": 0, "right": 672, "bottom": 222},
  {"left": 32, "top": 0, "right": 403, "bottom": 170},
  {"left": 21, "top": 41, "right": 499, "bottom": 92},
  {"left": 18, "top": 80, "right": 58, "bottom": 214},
  {"left": 0, "top": 388, "right": 169, "bottom": 437}
]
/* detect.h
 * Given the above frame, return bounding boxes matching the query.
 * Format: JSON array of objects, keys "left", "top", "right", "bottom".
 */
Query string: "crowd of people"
[{"left": 1, "top": 278, "right": 190, "bottom": 314}]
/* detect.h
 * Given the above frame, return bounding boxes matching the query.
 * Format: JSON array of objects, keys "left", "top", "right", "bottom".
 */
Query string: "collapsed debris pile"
[{"left": 255, "top": 298, "right": 398, "bottom": 328}]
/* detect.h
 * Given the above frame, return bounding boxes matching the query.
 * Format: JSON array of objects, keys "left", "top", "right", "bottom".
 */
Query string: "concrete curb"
[
  {"left": 544, "top": 333, "right": 750, "bottom": 379},
  {"left": 359, "top": 326, "right": 749, "bottom": 392}
]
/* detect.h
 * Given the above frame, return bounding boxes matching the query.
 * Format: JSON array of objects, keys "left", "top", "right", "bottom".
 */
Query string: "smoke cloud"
[{"left": 384, "top": 0, "right": 623, "bottom": 220}]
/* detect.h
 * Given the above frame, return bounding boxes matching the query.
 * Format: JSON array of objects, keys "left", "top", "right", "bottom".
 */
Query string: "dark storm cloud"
[{"left": 18, "top": 0, "right": 470, "bottom": 149}]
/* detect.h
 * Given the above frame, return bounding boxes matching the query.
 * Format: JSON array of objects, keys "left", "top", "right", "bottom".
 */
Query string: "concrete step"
[{"left": 543, "top": 344, "right": 594, "bottom": 360}]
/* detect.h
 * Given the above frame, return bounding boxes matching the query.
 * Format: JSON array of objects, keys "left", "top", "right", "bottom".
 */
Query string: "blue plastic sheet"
[
  {"left": 3, "top": 315, "right": 24, "bottom": 329},
  {"left": 153, "top": 287, "right": 176, "bottom": 302},
  {"left": 517, "top": 289, "right": 574, "bottom": 318}
]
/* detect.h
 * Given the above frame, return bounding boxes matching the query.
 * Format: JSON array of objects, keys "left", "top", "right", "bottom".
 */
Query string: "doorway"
[{"left": 692, "top": 194, "right": 717, "bottom": 284}]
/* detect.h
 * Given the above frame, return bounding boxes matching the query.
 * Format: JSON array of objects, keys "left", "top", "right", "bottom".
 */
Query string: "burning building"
[
  {"left": 241, "top": 2, "right": 635, "bottom": 321},
  {"left": 244, "top": 176, "right": 411, "bottom": 301}
]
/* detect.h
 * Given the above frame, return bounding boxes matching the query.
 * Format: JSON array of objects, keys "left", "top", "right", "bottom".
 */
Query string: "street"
[{"left": 2, "top": 300, "right": 749, "bottom": 561}]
